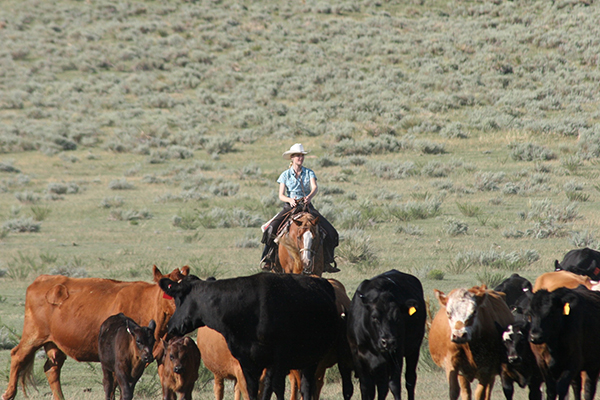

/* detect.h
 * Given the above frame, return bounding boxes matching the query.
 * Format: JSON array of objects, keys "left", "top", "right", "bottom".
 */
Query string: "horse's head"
[{"left": 285, "top": 212, "right": 321, "bottom": 274}]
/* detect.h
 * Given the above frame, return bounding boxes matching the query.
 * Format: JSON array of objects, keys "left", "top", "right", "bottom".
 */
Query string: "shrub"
[
  {"left": 14, "top": 191, "right": 40, "bottom": 203},
  {"left": 444, "top": 218, "right": 468, "bottom": 236},
  {"left": 427, "top": 269, "right": 445, "bottom": 280},
  {"left": 476, "top": 271, "right": 507, "bottom": 288},
  {"left": 386, "top": 198, "right": 442, "bottom": 222},
  {"left": 3, "top": 217, "right": 41, "bottom": 232},
  {"left": 100, "top": 196, "right": 124, "bottom": 208},
  {"left": 30, "top": 206, "right": 51, "bottom": 221},
  {"left": 508, "top": 142, "right": 557, "bottom": 162},
  {"left": 172, "top": 210, "right": 200, "bottom": 230},
  {"left": 338, "top": 229, "right": 377, "bottom": 267},
  {"left": 456, "top": 202, "right": 482, "bottom": 217},
  {"left": 235, "top": 233, "right": 260, "bottom": 248},
  {"left": 108, "top": 179, "right": 135, "bottom": 190},
  {"left": 396, "top": 224, "right": 424, "bottom": 236},
  {"left": 47, "top": 182, "right": 79, "bottom": 194},
  {"left": 569, "top": 231, "right": 598, "bottom": 248},
  {"left": 0, "top": 162, "right": 20, "bottom": 173}
]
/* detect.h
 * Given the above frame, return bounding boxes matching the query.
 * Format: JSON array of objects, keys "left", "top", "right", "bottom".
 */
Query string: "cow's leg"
[
  {"left": 457, "top": 373, "right": 472, "bottom": 400},
  {"left": 270, "top": 369, "right": 288, "bottom": 400},
  {"left": 499, "top": 369, "right": 514, "bottom": 400},
  {"left": 473, "top": 378, "right": 494, "bottom": 400},
  {"left": 214, "top": 376, "right": 225, "bottom": 400},
  {"left": 300, "top": 366, "right": 317, "bottom": 400},
  {"left": 376, "top": 377, "right": 390, "bottom": 400},
  {"left": 338, "top": 359, "right": 355, "bottom": 400},
  {"left": 259, "top": 368, "right": 275, "bottom": 400},
  {"left": 101, "top": 368, "right": 116, "bottom": 400},
  {"left": 445, "top": 369, "right": 462, "bottom": 400},
  {"left": 555, "top": 370, "right": 575, "bottom": 400},
  {"left": 570, "top": 372, "right": 582, "bottom": 400},
  {"left": 289, "top": 370, "right": 301, "bottom": 400},
  {"left": 43, "top": 343, "right": 67, "bottom": 400},
  {"left": 404, "top": 352, "right": 419, "bottom": 400},
  {"left": 358, "top": 371, "right": 376, "bottom": 400},
  {"left": 1, "top": 338, "right": 45, "bottom": 400},
  {"left": 241, "top": 363, "right": 263, "bottom": 400},
  {"left": 117, "top": 376, "right": 135, "bottom": 400},
  {"left": 582, "top": 369, "right": 599, "bottom": 400}
]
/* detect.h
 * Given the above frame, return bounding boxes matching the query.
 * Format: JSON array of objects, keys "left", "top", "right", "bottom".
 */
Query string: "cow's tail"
[
  {"left": 280, "top": 235, "right": 303, "bottom": 273},
  {"left": 18, "top": 353, "right": 36, "bottom": 397}
]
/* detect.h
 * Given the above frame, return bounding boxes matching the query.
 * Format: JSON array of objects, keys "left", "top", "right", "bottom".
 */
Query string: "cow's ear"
[
  {"left": 148, "top": 319, "right": 156, "bottom": 333},
  {"left": 405, "top": 299, "right": 419, "bottom": 316},
  {"left": 356, "top": 281, "right": 369, "bottom": 304},
  {"left": 126, "top": 319, "right": 137, "bottom": 336},
  {"left": 153, "top": 265, "right": 164, "bottom": 282},
  {"left": 180, "top": 265, "right": 190, "bottom": 276},
  {"left": 554, "top": 259, "right": 561, "bottom": 271},
  {"left": 434, "top": 289, "right": 447, "bottom": 307},
  {"left": 560, "top": 292, "right": 578, "bottom": 315}
]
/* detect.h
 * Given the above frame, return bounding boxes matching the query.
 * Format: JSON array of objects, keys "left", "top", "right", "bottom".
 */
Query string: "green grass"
[{"left": 2, "top": 0, "right": 600, "bottom": 398}]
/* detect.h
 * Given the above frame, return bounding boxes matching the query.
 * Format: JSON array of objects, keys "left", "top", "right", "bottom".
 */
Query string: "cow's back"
[{"left": 533, "top": 270, "right": 592, "bottom": 292}]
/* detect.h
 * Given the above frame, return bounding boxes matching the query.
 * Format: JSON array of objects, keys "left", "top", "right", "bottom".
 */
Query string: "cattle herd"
[{"left": 2, "top": 248, "right": 600, "bottom": 400}]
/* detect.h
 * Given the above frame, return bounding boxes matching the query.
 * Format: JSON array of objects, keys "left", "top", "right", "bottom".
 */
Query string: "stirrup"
[{"left": 324, "top": 260, "right": 340, "bottom": 273}]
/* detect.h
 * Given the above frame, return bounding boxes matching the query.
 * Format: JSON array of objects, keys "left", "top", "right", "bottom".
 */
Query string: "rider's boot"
[
  {"left": 260, "top": 244, "right": 275, "bottom": 271},
  {"left": 323, "top": 246, "right": 340, "bottom": 273}
]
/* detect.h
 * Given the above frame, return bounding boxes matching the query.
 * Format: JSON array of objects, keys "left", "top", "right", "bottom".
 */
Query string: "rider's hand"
[{"left": 289, "top": 198, "right": 297, "bottom": 208}]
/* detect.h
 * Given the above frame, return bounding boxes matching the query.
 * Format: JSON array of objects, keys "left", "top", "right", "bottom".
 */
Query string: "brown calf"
[
  {"left": 157, "top": 336, "right": 201, "bottom": 400},
  {"left": 98, "top": 313, "right": 156, "bottom": 400}
]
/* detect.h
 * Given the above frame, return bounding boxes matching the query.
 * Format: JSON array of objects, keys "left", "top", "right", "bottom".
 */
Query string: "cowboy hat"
[{"left": 282, "top": 143, "right": 309, "bottom": 159}]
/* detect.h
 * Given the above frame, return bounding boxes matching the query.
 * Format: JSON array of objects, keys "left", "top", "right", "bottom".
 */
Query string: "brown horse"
[{"left": 277, "top": 212, "right": 324, "bottom": 276}]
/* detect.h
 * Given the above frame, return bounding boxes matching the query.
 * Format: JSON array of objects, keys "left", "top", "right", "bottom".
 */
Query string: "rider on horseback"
[{"left": 260, "top": 143, "right": 340, "bottom": 273}]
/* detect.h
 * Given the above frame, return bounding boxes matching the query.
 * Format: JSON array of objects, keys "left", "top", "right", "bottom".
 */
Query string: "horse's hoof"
[{"left": 325, "top": 265, "right": 340, "bottom": 273}]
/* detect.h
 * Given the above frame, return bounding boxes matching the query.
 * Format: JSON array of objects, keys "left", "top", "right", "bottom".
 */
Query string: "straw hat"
[{"left": 282, "top": 143, "right": 309, "bottom": 160}]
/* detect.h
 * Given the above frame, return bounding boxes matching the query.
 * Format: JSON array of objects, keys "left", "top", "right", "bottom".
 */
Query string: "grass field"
[{"left": 2, "top": 0, "right": 600, "bottom": 398}]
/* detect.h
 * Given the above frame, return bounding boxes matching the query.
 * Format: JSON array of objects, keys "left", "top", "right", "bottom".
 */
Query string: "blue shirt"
[{"left": 277, "top": 166, "right": 316, "bottom": 199}]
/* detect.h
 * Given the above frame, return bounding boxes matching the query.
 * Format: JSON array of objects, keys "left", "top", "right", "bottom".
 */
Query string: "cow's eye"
[{"left": 170, "top": 354, "right": 174, "bottom": 360}]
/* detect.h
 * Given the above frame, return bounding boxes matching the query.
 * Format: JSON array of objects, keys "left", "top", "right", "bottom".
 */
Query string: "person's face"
[{"left": 291, "top": 153, "right": 304, "bottom": 166}]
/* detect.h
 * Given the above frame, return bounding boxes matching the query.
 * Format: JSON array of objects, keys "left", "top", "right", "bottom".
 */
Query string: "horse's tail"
[{"left": 280, "top": 234, "right": 303, "bottom": 273}]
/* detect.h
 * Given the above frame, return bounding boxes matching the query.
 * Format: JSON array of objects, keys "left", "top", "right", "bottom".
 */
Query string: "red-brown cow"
[
  {"left": 532, "top": 270, "right": 593, "bottom": 292},
  {"left": 429, "top": 285, "right": 514, "bottom": 400},
  {"left": 196, "top": 279, "right": 352, "bottom": 400},
  {"left": 157, "top": 336, "right": 201, "bottom": 400},
  {"left": 2, "top": 265, "right": 189, "bottom": 400}
]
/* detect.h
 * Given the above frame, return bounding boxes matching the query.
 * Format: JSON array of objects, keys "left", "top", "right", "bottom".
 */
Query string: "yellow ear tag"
[
  {"left": 408, "top": 307, "right": 417, "bottom": 316},
  {"left": 563, "top": 303, "right": 570, "bottom": 316}
]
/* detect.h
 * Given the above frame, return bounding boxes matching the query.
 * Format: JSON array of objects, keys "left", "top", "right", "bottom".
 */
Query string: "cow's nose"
[
  {"left": 529, "top": 332, "right": 543, "bottom": 344},
  {"left": 174, "top": 365, "right": 183, "bottom": 374},
  {"left": 508, "top": 355, "right": 521, "bottom": 365},
  {"left": 380, "top": 338, "right": 396, "bottom": 351}
]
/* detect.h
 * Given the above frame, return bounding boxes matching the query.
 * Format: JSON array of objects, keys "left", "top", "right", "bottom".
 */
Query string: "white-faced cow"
[
  {"left": 159, "top": 272, "right": 348, "bottom": 400},
  {"left": 347, "top": 270, "right": 426, "bottom": 400},
  {"left": 429, "top": 285, "right": 514, "bottom": 400},
  {"left": 554, "top": 248, "right": 600, "bottom": 281},
  {"left": 527, "top": 286, "right": 600, "bottom": 400}
]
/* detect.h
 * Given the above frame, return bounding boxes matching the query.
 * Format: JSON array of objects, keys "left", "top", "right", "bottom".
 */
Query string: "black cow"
[
  {"left": 500, "top": 320, "right": 543, "bottom": 400},
  {"left": 159, "top": 273, "right": 349, "bottom": 400},
  {"left": 555, "top": 248, "right": 600, "bottom": 281},
  {"left": 98, "top": 313, "right": 156, "bottom": 400},
  {"left": 347, "top": 270, "right": 426, "bottom": 400},
  {"left": 494, "top": 273, "right": 533, "bottom": 310},
  {"left": 528, "top": 286, "right": 600, "bottom": 400}
]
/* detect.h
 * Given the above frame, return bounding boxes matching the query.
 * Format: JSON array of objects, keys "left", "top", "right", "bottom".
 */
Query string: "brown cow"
[
  {"left": 429, "top": 285, "right": 514, "bottom": 400},
  {"left": 98, "top": 313, "right": 156, "bottom": 400},
  {"left": 2, "top": 265, "right": 189, "bottom": 400},
  {"left": 157, "top": 336, "right": 201, "bottom": 400},
  {"left": 532, "top": 270, "right": 593, "bottom": 292},
  {"left": 196, "top": 278, "right": 352, "bottom": 400}
]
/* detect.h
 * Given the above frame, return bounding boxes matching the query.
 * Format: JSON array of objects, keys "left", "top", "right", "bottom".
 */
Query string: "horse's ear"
[{"left": 312, "top": 216, "right": 320, "bottom": 226}]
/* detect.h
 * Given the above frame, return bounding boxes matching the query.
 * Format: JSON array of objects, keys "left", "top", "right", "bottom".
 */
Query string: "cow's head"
[
  {"left": 159, "top": 275, "right": 203, "bottom": 337},
  {"left": 435, "top": 286, "right": 486, "bottom": 344},
  {"left": 163, "top": 336, "right": 196, "bottom": 375},
  {"left": 501, "top": 320, "right": 530, "bottom": 366},
  {"left": 127, "top": 319, "right": 156, "bottom": 365},
  {"left": 528, "top": 288, "right": 578, "bottom": 345},
  {"left": 356, "top": 281, "right": 421, "bottom": 353}
]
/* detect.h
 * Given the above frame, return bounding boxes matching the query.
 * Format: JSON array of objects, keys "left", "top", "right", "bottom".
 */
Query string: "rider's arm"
[
  {"left": 279, "top": 181, "right": 297, "bottom": 207},
  {"left": 305, "top": 177, "right": 318, "bottom": 204}
]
